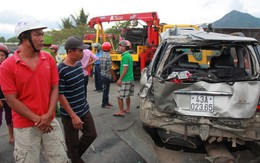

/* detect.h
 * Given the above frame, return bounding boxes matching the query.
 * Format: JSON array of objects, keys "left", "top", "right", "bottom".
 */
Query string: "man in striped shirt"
[{"left": 58, "top": 36, "right": 97, "bottom": 163}]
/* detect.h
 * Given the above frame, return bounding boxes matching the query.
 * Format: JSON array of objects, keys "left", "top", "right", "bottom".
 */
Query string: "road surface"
[
  {"left": 0, "top": 77, "right": 146, "bottom": 163},
  {"left": 1, "top": 77, "right": 259, "bottom": 163}
]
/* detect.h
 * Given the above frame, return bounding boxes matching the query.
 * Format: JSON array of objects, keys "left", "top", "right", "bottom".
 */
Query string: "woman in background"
[{"left": 0, "top": 43, "right": 14, "bottom": 144}]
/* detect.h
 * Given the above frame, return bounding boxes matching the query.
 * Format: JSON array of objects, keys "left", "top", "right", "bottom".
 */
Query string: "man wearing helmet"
[
  {"left": 99, "top": 42, "right": 117, "bottom": 109},
  {"left": 114, "top": 40, "right": 134, "bottom": 117},
  {"left": 0, "top": 17, "right": 68, "bottom": 162},
  {"left": 0, "top": 43, "right": 14, "bottom": 144},
  {"left": 50, "top": 44, "right": 61, "bottom": 63}
]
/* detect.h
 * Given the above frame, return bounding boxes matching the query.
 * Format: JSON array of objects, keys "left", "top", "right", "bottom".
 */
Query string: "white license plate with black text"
[{"left": 190, "top": 95, "right": 214, "bottom": 112}]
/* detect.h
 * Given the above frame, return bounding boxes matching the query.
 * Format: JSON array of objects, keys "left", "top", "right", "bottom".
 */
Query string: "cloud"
[
  {"left": 0, "top": 24, "right": 15, "bottom": 39},
  {"left": 0, "top": 10, "right": 23, "bottom": 24},
  {"left": 252, "top": 11, "right": 260, "bottom": 18},
  {"left": 230, "top": 0, "right": 244, "bottom": 12},
  {"left": 0, "top": 10, "right": 61, "bottom": 39},
  {"left": 1, "top": 0, "right": 259, "bottom": 40},
  {"left": 0, "top": 10, "right": 26, "bottom": 39},
  {"left": 203, "top": 0, "right": 216, "bottom": 7}
]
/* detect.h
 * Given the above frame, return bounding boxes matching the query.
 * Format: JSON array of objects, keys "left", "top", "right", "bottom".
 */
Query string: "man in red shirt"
[{"left": 0, "top": 17, "right": 68, "bottom": 163}]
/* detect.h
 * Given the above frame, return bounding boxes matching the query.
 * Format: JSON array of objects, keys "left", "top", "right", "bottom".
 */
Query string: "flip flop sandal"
[
  {"left": 124, "top": 110, "right": 130, "bottom": 114},
  {"left": 113, "top": 112, "right": 125, "bottom": 117}
]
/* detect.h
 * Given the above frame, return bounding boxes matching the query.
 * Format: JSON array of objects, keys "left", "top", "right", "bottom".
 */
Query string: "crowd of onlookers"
[{"left": 0, "top": 16, "right": 134, "bottom": 163}]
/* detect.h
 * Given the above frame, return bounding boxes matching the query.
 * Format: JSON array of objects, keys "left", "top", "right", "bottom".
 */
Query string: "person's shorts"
[
  {"left": 118, "top": 81, "right": 134, "bottom": 99},
  {"left": 13, "top": 118, "right": 68, "bottom": 163}
]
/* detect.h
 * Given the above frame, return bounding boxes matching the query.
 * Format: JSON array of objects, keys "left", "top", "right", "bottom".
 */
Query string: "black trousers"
[
  {"left": 83, "top": 75, "right": 89, "bottom": 98},
  {"left": 101, "top": 76, "right": 111, "bottom": 107},
  {"left": 94, "top": 64, "right": 102, "bottom": 90},
  {"left": 61, "top": 111, "right": 97, "bottom": 163}
]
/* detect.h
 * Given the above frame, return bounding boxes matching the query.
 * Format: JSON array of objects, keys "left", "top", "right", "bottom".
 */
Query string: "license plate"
[{"left": 190, "top": 95, "right": 214, "bottom": 112}]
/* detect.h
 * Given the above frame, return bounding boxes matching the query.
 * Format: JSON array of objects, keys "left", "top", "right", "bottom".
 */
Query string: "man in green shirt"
[{"left": 114, "top": 40, "right": 134, "bottom": 117}]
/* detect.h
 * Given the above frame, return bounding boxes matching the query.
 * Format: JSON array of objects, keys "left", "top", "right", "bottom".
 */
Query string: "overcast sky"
[{"left": 1, "top": 0, "right": 260, "bottom": 39}]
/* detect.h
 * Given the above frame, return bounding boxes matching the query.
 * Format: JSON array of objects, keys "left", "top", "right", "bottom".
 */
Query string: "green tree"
[
  {"left": 104, "top": 22, "right": 131, "bottom": 49},
  {"left": 7, "top": 37, "right": 19, "bottom": 43},
  {"left": 71, "top": 8, "right": 89, "bottom": 26},
  {"left": 46, "top": 8, "right": 94, "bottom": 46},
  {"left": 0, "top": 36, "right": 5, "bottom": 42},
  {"left": 46, "top": 25, "right": 95, "bottom": 45},
  {"left": 60, "top": 8, "right": 89, "bottom": 29},
  {"left": 60, "top": 17, "right": 75, "bottom": 29}
]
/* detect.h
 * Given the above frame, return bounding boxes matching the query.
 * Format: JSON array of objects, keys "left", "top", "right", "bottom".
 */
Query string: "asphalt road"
[
  {"left": 2, "top": 77, "right": 260, "bottom": 163},
  {"left": 0, "top": 77, "right": 146, "bottom": 163}
]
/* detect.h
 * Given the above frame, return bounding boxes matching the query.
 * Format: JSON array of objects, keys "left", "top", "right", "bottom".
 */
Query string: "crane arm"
[{"left": 88, "top": 12, "right": 160, "bottom": 28}]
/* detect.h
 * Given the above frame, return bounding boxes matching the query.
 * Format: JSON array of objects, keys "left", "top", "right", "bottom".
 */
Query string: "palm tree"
[
  {"left": 60, "top": 17, "right": 75, "bottom": 29},
  {"left": 60, "top": 8, "right": 89, "bottom": 29},
  {"left": 71, "top": 8, "right": 89, "bottom": 26}
]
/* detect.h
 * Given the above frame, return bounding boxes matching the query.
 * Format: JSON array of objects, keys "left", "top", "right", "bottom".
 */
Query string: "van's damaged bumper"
[{"left": 139, "top": 95, "right": 260, "bottom": 148}]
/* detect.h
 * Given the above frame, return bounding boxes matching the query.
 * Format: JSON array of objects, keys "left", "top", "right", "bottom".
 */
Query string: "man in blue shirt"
[{"left": 93, "top": 43, "right": 103, "bottom": 92}]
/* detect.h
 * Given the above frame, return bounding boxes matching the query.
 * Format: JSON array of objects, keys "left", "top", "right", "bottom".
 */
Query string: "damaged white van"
[{"left": 139, "top": 29, "right": 260, "bottom": 149}]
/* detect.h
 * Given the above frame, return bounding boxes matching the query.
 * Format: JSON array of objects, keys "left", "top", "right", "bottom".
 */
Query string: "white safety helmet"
[{"left": 15, "top": 17, "right": 47, "bottom": 38}]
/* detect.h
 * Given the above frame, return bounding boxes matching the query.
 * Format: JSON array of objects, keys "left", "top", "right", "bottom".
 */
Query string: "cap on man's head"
[{"left": 65, "top": 36, "right": 90, "bottom": 51}]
